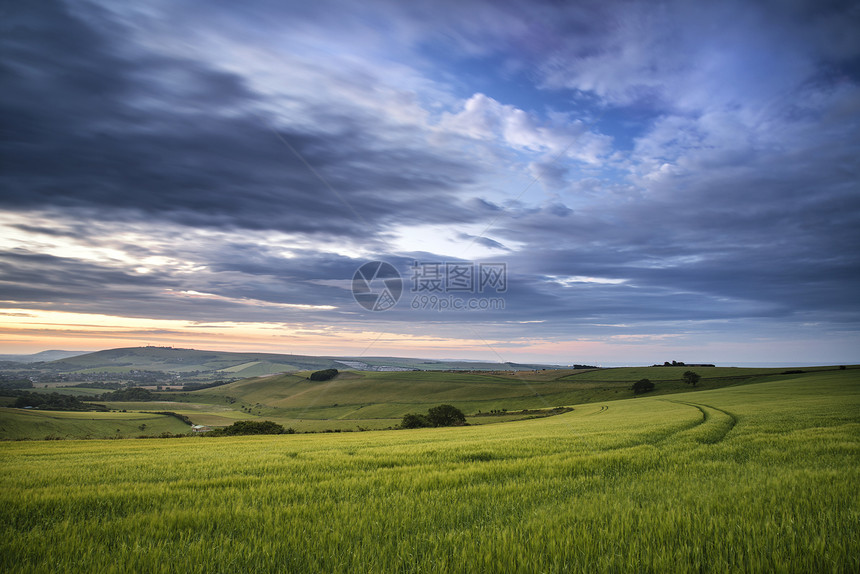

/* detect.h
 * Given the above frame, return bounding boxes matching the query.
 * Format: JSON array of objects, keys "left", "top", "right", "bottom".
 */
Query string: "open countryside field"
[
  {"left": 114, "top": 365, "right": 856, "bottom": 432},
  {"left": 4, "top": 365, "right": 855, "bottom": 437},
  {"left": 1, "top": 370, "right": 857, "bottom": 573},
  {"left": 5, "top": 366, "right": 860, "bottom": 439},
  {"left": 37, "top": 346, "right": 555, "bottom": 378},
  {"left": 0, "top": 408, "right": 191, "bottom": 440}
]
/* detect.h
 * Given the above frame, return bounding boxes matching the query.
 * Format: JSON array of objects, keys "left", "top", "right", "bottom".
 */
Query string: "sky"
[{"left": 1, "top": 0, "right": 859, "bottom": 366}]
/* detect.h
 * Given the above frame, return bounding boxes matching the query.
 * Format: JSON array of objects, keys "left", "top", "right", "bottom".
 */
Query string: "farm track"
[
  {"left": 663, "top": 400, "right": 738, "bottom": 444},
  {"left": 541, "top": 398, "right": 734, "bottom": 453},
  {"left": 572, "top": 402, "right": 702, "bottom": 452},
  {"left": 692, "top": 402, "right": 738, "bottom": 443}
]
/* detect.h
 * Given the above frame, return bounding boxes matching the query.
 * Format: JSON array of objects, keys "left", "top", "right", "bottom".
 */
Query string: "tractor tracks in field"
[
  {"left": 585, "top": 405, "right": 609, "bottom": 416},
  {"left": 575, "top": 399, "right": 736, "bottom": 454},
  {"left": 568, "top": 400, "right": 737, "bottom": 457},
  {"left": 659, "top": 399, "right": 738, "bottom": 444}
]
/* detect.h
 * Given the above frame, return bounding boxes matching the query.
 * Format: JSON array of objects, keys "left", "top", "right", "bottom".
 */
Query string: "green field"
[
  {"left": 0, "top": 408, "right": 191, "bottom": 440},
  {"left": 3, "top": 365, "right": 855, "bottom": 437},
  {"left": 27, "top": 386, "right": 109, "bottom": 397},
  {"left": 126, "top": 365, "right": 853, "bottom": 432},
  {"left": 0, "top": 370, "right": 857, "bottom": 572}
]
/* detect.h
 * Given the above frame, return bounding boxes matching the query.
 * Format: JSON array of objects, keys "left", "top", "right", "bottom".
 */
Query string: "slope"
[
  {"left": 1, "top": 371, "right": 856, "bottom": 572},
  {"left": 130, "top": 365, "right": 858, "bottom": 431}
]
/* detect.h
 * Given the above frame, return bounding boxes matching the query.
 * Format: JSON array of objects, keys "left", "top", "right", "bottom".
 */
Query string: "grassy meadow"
[
  {"left": 88, "top": 365, "right": 850, "bottom": 433},
  {"left": 0, "top": 408, "right": 192, "bottom": 440},
  {"left": 1, "top": 369, "right": 857, "bottom": 572},
  {"left": 2, "top": 365, "right": 854, "bottom": 437}
]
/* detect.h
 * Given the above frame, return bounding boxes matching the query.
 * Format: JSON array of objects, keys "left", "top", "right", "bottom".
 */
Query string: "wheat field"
[{"left": 1, "top": 371, "right": 857, "bottom": 573}]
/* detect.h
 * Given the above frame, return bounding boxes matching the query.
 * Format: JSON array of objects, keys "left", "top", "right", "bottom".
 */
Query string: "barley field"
[{"left": 1, "top": 370, "right": 857, "bottom": 573}]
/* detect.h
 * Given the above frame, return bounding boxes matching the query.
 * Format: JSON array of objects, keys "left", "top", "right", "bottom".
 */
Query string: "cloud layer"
[{"left": 1, "top": 0, "right": 858, "bottom": 363}]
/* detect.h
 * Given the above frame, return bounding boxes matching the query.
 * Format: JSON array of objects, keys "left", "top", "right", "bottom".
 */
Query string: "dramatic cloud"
[{"left": 1, "top": 0, "right": 858, "bottom": 364}]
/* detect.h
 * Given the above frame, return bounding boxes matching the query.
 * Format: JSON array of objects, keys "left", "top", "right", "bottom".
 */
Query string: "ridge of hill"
[
  {"left": 40, "top": 346, "right": 563, "bottom": 376},
  {"left": 0, "top": 350, "right": 88, "bottom": 364}
]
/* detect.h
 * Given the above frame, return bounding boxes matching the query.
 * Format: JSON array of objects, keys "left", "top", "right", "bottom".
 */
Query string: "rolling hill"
[
  {"left": 39, "top": 346, "right": 561, "bottom": 376},
  {"left": 151, "top": 365, "right": 850, "bottom": 429},
  {"left": 4, "top": 347, "right": 855, "bottom": 439},
  {"left": 4, "top": 363, "right": 854, "bottom": 438},
  {"left": 0, "top": 350, "right": 87, "bottom": 364},
  {"left": 1, "top": 369, "right": 857, "bottom": 571},
  {"left": 0, "top": 408, "right": 191, "bottom": 440}
]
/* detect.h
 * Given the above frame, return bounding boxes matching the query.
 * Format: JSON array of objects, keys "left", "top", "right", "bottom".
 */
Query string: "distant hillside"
[
  {"left": 43, "top": 346, "right": 563, "bottom": 375},
  {"left": 50, "top": 364, "right": 859, "bottom": 435},
  {"left": 334, "top": 357, "right": 561, "bottom": 372},
  {"left": 46, "top": 347, "right": 335, "bottom": 375},
  {"left": 0, "top": 350, "right": 88, "bottom": 364}
]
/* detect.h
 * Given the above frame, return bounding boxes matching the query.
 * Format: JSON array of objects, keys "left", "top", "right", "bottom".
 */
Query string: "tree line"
[{"left": 400, "top": 404, "right": 467, "bottom": 428}]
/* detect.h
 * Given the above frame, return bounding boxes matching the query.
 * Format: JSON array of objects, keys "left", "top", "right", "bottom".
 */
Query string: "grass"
[
  {"left": 5, "top": 365, "right": 857, "bottom": 436},
  {"left": 26, "top": 386, "right": 108, "bottom": 397},
  {"left": 0, "top": 370, "right": 857, "bottom": 572},
  {"left": 148, "top": 365, "right": 856, "bottom": 430},
  {"left": 0, "top": 408, "right": 191, "bottom": 440},
  {"left": 555, "top": 364, "right": 841, "bottom": 382}
]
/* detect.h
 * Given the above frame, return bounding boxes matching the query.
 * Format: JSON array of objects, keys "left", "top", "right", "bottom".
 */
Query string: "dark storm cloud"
[
  {"left": 0, "top": 250, "right": 169, "bottom": 310},
  {"left": 0, "top": 0, "right": 482, "bottom": 237},
  {"left": 0, "top": 247, "right": 342, "bottom": 323},
  {"left": 1, "top": 0, "right": 858, "bottom": 359},
  {"left": 488, "top": 178, "right": 860, "bottom": 327}
]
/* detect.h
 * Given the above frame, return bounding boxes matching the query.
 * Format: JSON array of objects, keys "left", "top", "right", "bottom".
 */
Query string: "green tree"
[
  {"left": 309, "top": 369, "right": 339, "bottom": 381},
  {"left": 427, "top": 404, "right": 466, "bottom": 427},
  {"left": 683, "top": 371, "right": 701, "bottom": 386},
  {"left": 632, "top": 378, "right": 654, "bottom": 394},
  {"left": 217, "top": 420, "right": 285, "bottom": 435},
  {"left": 400, "top": 413, "right": 430, "bottom": 429},
  {"left": 101, "top": 387, "right": 155, "bottom": 401}
]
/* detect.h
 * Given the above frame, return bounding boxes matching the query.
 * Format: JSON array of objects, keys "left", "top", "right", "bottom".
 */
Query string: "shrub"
[
  {"left": 682, "top": 371, "right": 701, "bottom": 386},
  {"left": 632, "top": 378, "right": 655, "bottom": 394},
  {"left": 213, "top": 420, "right": 286, "bottom": 436},
  {"left": 100, "top": 387, "right": 156, "bottom": 401},
  {"left": 0, "top": 379, "right": 33, "bottom": 390},
  {"left": 427, "top": 404, "right": 467, "bottom": 427},
  {"left": 147, "top": 411, "right": 194, "bottom": 426},
  {"left": 181, "top": 380, "right": 232, "bottom": 391},
  {"left": 400, "top": 405, "right": 467, "bottom": 429},
  {"left": 309, "top": 369, "right": 339, "bottom": 382},
  {"left": 400, "top": 413, "right": 431, "bottom": 429},
  {"left": 12, "top": 391, "right": 108, "bottom": 411}
]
